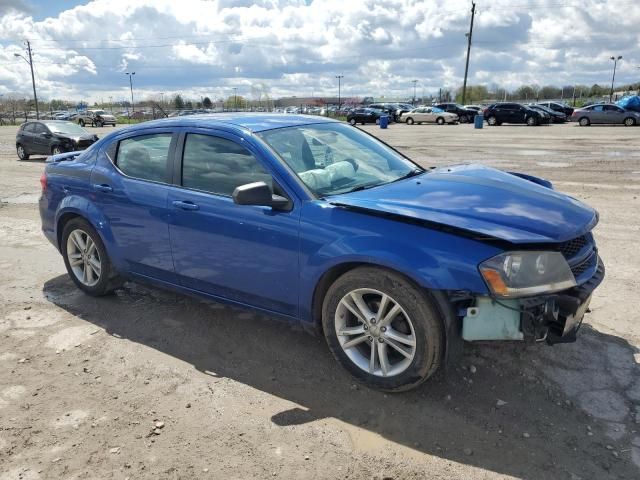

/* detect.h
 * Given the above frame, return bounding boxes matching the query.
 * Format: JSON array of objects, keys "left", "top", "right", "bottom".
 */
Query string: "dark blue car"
[{"left": 39, "top": 114, "right": 604, "bottom": 391}]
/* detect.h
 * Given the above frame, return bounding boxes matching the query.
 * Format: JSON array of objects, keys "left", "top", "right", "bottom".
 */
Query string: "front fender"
[{"left": 298, "top": 202, "right": 503, "bottom": 322}]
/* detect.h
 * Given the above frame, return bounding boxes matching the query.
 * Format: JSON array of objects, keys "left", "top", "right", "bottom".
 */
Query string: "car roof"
[{"left": 115, "top": 113, "right": 339, "bottom": 134}]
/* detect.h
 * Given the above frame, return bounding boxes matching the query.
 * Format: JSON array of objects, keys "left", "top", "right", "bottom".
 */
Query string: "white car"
[{"left": 400, "top": 107, "right": 459, "bottom": 125}]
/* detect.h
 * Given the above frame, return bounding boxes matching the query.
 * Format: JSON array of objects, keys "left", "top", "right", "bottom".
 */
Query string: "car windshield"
[
  {"left": 44, "top": 122, "right": 88, "bottom": 135},
  {"left": 258, "top": 123, "right": 423, "bottom": 197}
]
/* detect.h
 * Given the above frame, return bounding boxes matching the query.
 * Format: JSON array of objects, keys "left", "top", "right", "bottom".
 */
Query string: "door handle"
[
  {"left": 172, "top": 200, "right": 200, "bottom": 211},
  {"left": 93, "top": 184, "right": 113, "bottom": 193}
]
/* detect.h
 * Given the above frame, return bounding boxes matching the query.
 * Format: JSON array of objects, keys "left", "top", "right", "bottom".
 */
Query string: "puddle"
[
  {"left": 536, "top": 161, "right": 572, "bottom": 168},
  {"left": 0, "top": 193, "right": 40, "bottom": 204},
  {"left": 514, "top": 150, "right": 556, "bottom": 156}
]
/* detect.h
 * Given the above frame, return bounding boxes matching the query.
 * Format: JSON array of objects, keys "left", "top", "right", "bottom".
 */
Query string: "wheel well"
[
  {"left": 312, "top": 262, "right": 365, "bottom": 331},
  {"left": 56, "top": 213, "right": 81, "bottom": 249}
]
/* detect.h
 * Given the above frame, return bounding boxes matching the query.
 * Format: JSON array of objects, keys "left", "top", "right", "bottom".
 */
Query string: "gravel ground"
[{"left": 0, "top": 121, "right": 639, "bottom": 479}]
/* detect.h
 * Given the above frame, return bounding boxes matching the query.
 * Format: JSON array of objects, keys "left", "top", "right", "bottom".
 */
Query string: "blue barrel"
[
  {"left": 474, "top": 114, "right": 484, "bottom": 129},
  {"left": 379, "top": 114, "right": 388, "bottom": 129}
]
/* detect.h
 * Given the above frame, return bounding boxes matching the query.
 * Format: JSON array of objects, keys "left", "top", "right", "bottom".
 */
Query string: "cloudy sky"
[{"left": 0, "top": 0, "right": 638, "bottom": 104}]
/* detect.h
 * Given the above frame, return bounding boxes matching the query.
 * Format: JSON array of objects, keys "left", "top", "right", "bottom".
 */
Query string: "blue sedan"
[{"left": 39, "top": 114, "right": 604, "bottom": 391}]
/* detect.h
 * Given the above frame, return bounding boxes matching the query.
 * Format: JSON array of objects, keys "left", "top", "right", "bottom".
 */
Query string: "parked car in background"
[
  {"left": 400, "top": 107, "right": 458, "bottom": 125},
  {"left": 367, "top": 103, "right": 406, "bottom": 121},
  {"left": 483, "top": 103, "right": 549, "bottom": 126},
  {"left": 434, "top": 103, "right": 476, "bottom": 123},
  {"left": 530, "top": 104, "right": 567, "bottom": 123},
  {"left": 15, "top": 120, "right": 98, "bottom": 160},
  {"left": 571, "top": 104, "right": 640, "bottom": 126},
  {"left": 537, "top": 101, "right": 574, "bottom": 117},
  {"left": 463, "top": 105, "right": 484, "bottom": 113},
  {"left": 39, "top": 114, "right": 605, "bottom": 391},
  {"left": 76, "top": 109, "right": 117, "bottom": 127},
  {"left": 347, "top": 108, "right": 382, "bottom": 125}
]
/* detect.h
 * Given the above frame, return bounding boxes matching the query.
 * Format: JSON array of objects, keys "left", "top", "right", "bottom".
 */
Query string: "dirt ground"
[{"left": 1, "top": 120, "right": 639, "bottom": 479}]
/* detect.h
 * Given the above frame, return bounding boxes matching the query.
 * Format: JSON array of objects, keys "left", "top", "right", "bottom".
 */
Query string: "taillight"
[{"left": 40, "top": 172, "right": 47, "bottom": 192}]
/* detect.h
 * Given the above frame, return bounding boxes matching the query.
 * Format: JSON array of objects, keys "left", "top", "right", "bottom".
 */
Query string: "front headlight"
[{"left": 479, "top": 251, "right": 576, "bottom": 298}]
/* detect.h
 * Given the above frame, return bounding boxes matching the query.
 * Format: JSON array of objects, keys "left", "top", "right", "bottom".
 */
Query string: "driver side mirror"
[
  {"left": 41, "top": 132, "right": 52, "bottom": 138},
  {"left": 233, "top": 181, "right": 291, "bottom": 211}
]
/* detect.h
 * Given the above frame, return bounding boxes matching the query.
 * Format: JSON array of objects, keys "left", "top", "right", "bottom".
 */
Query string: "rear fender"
[{"left": 54, "top": 196, "right": 126, "bottom": 271}]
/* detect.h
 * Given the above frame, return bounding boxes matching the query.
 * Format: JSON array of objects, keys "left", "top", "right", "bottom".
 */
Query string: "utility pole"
[
  {"left": 461, "top": 2, "right": 476, "bottom": 106},
  {"left": 232, "top": 87, "right": 238, "bottom": 111},
  {"left": 335, "top": 75, "right": 344, "bottom": 111},
  {"left": 14, "top": 40, "right": 39, "bottom": 119},
  {"left": 412, "top": 80, "right": 418, "bottom": 105},
  {"left": 125, "top": 72, "right": 136, "bottom": 112}
]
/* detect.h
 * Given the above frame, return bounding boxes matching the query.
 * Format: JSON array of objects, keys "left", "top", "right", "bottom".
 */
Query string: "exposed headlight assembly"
[{"left": 480, "top": 251, "right": 576, "bottom": 298}]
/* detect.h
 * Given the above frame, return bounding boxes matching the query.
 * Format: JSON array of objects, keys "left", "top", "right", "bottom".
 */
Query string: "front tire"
[
  {"left": 436, "top": 117, "right": 445, "bottom": 125},
  {"left": 16, "top": 144, "right": 29, "bottom": 160},
  {"left": 349, "top": 118, "right": 356, "bottom": 126},
  {"left": 406, "top": 117, "right": 414, "bottom": 125},
  {"left": 322, "top": 267, "right": 444, "bottom": 392},
  {"left": 95, "top": 120, "right": 103, "bottom": 128},
  {"left": 527, "top": 116, "right": 538, "bottom": 126},
  {"left": 78, "top": 119, "right": 85, "bottom": 127},
  {"left": 624, "top": 117, "right": 636, "bottom": 127},
  {"left": 52, "top": 145, "right": 63, "bottom": 155},
  {"left": 487, "top": 115, "right": 498, "bottom": 126},
  {"left": 61, "top": 218, "right": 122, "bottom": 296},
  {"left": 579, "top": 117, "right": 590, "bottom": 126}
]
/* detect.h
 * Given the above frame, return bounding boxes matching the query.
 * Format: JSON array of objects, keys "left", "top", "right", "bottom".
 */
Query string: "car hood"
[{"left": 329, "top": 164, "right": 597, "bottom": 244}]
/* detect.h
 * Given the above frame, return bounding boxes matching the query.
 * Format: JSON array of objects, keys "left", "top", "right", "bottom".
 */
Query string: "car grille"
[
  {"left": 570, "top": 250, "right": 597, "bottom": 277},
  {"left": 551, "top": 234, "right": 597, "bottom": 280},
  {"left": 556, "top": 235, "right": 588, "bottom": 258}
]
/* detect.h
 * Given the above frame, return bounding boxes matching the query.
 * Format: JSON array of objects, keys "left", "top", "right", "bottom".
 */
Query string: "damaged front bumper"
[{"left": 462, "top": 256, "right": 605, "bottom": 345}]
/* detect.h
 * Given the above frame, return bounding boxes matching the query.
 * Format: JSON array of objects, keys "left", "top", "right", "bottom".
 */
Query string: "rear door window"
[
  {"left": 116, "top": 134, "right": 172, "bottom": 183},
  {"left": 181, "top": 134, "right": 271, "bottom": 197},
  {"left": 32, "top": 123, "right": 48, "bottom": 134}
]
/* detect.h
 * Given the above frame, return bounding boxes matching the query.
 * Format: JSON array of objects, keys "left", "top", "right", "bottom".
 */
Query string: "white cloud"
[{"left": 0, "top": 0, "right": 638, "bottom": 103}]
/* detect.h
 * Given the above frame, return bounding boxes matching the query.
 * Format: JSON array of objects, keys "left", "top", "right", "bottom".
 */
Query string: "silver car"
[
  {"left": 399, "top": 107, "right": 458, "bottom": 125},
  {"left": 571, "top": 103, "right": 640, "bottom": 126}
]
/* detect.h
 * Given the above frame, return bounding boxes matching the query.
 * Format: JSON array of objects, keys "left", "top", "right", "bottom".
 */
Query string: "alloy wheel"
[
  {"left": 66, "top": 229, "right": 102, "bottom": 287},
  {"left": 334, "top": 288, "right": 416, "bottom": 377},
  {"left": 52, "top": 146, "right": 63, "bottom": 155},
  {"left": 17, "top": 145, "right": 26, "bottom": 159}
]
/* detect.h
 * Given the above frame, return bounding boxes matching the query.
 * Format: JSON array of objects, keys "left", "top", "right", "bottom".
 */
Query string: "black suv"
[
  {"left": 15, "top": 120, "right": 98, "bottom": 160},
  {"left": 483, "top": 103, "right": 549, "bottom": 126},
  {"left": 434, "top": 103, "right": 477, "bottom": 123}
]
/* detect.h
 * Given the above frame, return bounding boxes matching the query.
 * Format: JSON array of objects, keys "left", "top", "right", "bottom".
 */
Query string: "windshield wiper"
[{"left": 392, "top": 168, "right": 424, "bottom": 183}]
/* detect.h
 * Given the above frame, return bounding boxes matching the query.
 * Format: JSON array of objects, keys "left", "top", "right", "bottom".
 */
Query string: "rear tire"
[
  {"left": 61, "top": 218, "right": 122, "bottom": 296},
  {"left": 527, "top": 116, "right": 538, "bottom": 126},
  {"left": 52, "top": 145, "right": 63, "bottom": 155},
  {"left": 322, "top": 266, "right": 444, "bottom": 392},
  {"left": 579, "top": 117, "right": 590, "bottom": 127},
  {"left": 349, "top": 118, "right": 356, "bottom": 126},
  {"left": 16, "top": 144, "right": 29, "bottom": 160},
  {"left": 623, "top": 117, "right": 636, "bottom": 127}
]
